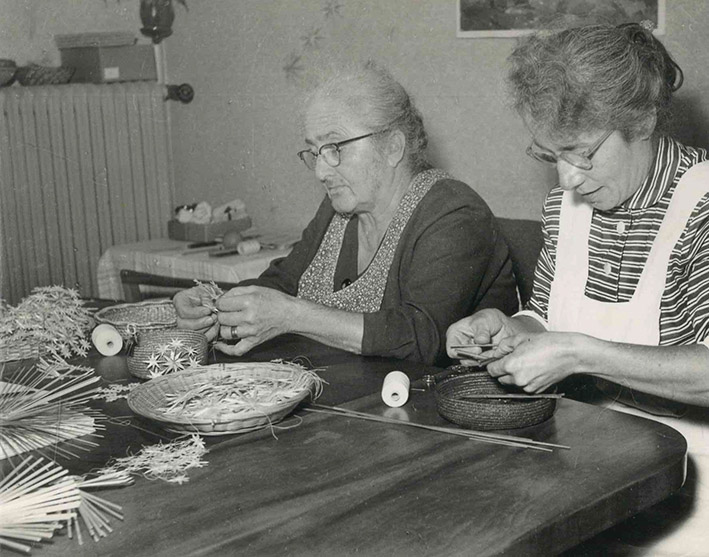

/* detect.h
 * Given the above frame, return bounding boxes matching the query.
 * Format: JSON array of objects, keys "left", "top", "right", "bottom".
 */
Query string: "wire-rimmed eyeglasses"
[
  {"left": 297, "top": 129, "right": 388, "bottom": 171},
  {"left": 526, "top": 129, "right": 614, "bottom": 171}
]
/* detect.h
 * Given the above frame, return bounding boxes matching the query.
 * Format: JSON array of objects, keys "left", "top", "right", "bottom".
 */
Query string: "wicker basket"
[
  {"left": 0, "top": 344, "right": 41, "bottom": 363},
  {"left": 16, "top": 64, "right": 75, "bottom": 86},
  {"left": 127, "top": 329, "right": 208, "bottom": 379},
  {"left": 127, "top": 362, "right": 320, "bottom": 435},
  {"left": 435, "top": 371, "right": 556, "bottom": 431},
  {"left": 94, "top": 300, "right": 177, "bottom": 341}
]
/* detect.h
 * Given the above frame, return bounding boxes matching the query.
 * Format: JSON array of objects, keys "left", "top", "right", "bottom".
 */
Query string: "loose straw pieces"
[
  {"left": 67, "top": 472, "right": 133, "bottom": 545},
  {"left": 306, "top": 404, "right": 569, "bottom": 452},
  {"left": 0, "top": 456, "right": 81, "bottom": 553}
]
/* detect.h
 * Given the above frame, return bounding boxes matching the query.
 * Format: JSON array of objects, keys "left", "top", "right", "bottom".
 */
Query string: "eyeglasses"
[
  {"left": 526, "top": 129, "right": 614, "bottom": 170},
  {"left": 297, "top": 130, "right": 385, "bottom": 171}
]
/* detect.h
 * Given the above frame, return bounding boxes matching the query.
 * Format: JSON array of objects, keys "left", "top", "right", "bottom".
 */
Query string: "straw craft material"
[
  {"left": 92, "top": 383, "right": 138, "bottom": 403},
  {"left": 0, "top": 286, "right": 92, "bottom": 363},
  {"left": 65, "top": 472, "right": 132, "bottom": 545},
  {"left": 435, "top": 371, "right": 558, "bottom": 431},
  {"left": 128, "top": 361, "right": 324, "bottom": 435},
  {"left": 306, "top": 404, "right": 569, "bottom": 452},
  {"left": 127, "top": 329, "right": 208, "bottom": 380},
  {"left": 97, "top": 434, "right": 208, "bottom": 484},
  {"left": 193, "top": 280, "right": 224, "bottom": 314},
  {"left": 94, "top": 300, "right": 177, "bottom": 341},
  {"left": 0, "top": 363, "right": 101, "bottom": 461},
  {"left": 0, "top": 456, "right": 81, "bottom": 553}
]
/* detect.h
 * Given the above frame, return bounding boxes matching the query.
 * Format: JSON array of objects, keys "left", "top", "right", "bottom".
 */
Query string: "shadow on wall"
[{"left": 668, "top": 94, "right": 709, "bottom": 150}]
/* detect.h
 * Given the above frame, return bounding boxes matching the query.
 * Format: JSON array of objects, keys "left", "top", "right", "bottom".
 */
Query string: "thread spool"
[
  {"left": 91, "top": 324, "right": 123, "bottom": 356},
  {"left": 237, "top": 238, "right": 261, "bottom": 256},
  {"left": 381, "top": 370, "right": 410, "bottom": 408}
]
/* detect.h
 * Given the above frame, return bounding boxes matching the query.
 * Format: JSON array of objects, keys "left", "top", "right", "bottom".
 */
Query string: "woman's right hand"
[
  {"left": 173, "top": 287, "right": 219, "bottom": 341},
  {"left": 445, "top": 308, "right": 521, "bottom": 364}
]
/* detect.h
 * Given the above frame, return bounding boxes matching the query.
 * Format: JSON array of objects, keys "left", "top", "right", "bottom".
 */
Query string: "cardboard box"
[
  {"left": 167, "top": 216, "right": 253, "bottom": 243},
  {"left": 59, "top": 45, "right": 157, "bottom": 84}
]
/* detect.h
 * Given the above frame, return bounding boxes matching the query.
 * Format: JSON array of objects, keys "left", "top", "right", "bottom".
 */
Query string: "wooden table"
[{"left": 6, "top": 337, "right": 687, "bottom": 556}]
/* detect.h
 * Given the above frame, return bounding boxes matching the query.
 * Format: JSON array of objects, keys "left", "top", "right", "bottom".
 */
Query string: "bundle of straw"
[
  {"left": 0, "top": 456, "right": 81, "bottom": 553},
  {"left": 0, "top": 363, "right": 101, "bottom": 460},
  {"left": 0, "top": 286, "right": 93, "bottom": 363},
  {"left": 66, "top": 472, "right": 132, "bottom": 545},
  {"left": 98, "top": 434, "right": 208, "bottom": 484}
]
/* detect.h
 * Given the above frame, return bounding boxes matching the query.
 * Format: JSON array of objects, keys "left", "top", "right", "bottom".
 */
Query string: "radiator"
[{"left": 0, "top": 83, "right": 174, "bottom": 304}]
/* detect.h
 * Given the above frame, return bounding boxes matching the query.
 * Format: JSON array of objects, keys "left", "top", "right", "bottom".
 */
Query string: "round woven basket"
[
  {"left": 94, "top": 300, "right": 177, "bottom": 341},
  {"left": 435, "top": 371, "right": 556, "bottom": 431},
  {"left": 127, "top": 329, "right": 208, "bottom": 379},
  {"left": 127, "top": 362, "right": 320, "bottom": 435}
]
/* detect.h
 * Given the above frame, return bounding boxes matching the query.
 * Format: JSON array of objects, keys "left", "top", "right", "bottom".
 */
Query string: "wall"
[
  {"left": 1, "top": 1, "right": 708, "bottom": 235},
  {"left": 164, "top": 0, "right": 709, "bottom": 233}
]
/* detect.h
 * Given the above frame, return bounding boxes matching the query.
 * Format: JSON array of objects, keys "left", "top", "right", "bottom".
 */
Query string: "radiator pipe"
[{"left": 165, "top": 83, "right": 194, "bottom": 104}]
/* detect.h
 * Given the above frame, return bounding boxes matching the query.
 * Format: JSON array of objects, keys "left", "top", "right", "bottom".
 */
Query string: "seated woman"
[
  {"left": 447, "top": 23, "right": 709, "bottom": 553},
  {"left": 175, "top": 62, "right": 517, "bottom": 365}
]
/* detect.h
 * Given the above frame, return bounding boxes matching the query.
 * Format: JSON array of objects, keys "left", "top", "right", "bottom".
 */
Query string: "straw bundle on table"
[
  {"left": 66, "top": 472, "right": 132, "bottom": 545},
  {"left": 0, "top": 286, "right": 92, "bottom": 363},
  {"left": 0, "top": 364, "right": 101, "bottom": 461},
  {"left": 0, "top": 456, "right": 81, "bottom": 553},
  {"left": 128, "top": 361, "right": 324, "bottom": 435}
]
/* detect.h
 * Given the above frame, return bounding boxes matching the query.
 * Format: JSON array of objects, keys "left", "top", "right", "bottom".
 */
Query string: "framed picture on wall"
[{"left": 457, "top": 0, "right": 666, "bottom": 38}]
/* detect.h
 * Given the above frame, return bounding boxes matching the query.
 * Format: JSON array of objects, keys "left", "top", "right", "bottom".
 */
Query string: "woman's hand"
[
  {"left": 446, "top": 309, "right": 526, "bottom": 365},
  {"left": 486, "top": 332, "right": 589, "bottom": 392},
  {"left": 213, "top": 286, "right": 295, "bottom": 356},
  {"left": 173, "top": 287, "right": 218, "bottom": 341}
]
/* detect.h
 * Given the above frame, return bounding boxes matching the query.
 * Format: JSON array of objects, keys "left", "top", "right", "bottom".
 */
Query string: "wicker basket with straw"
[
  {"left": 127, "top": 329, "right": 208, "bottom": 379},
  {"left": 128, "top": 361, "right": 323, "bottom": 435},
  {"left": 94, "top": 300, "right": 177, "bottom": 341},
  {"left": 435, "top": 371, "right": 557, "bottom": 431}
]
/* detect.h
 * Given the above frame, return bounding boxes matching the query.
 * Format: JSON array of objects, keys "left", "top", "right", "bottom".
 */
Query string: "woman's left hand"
[
  {"left": 213, "top": 285, "right": 295, "bottom": 356},
  {"left": 485, "top": 332, "right": 587, "bottom": 393}
]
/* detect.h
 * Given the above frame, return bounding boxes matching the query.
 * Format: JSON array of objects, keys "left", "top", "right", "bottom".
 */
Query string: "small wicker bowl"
[
  {"left": 435, "top": 371, "right": 557, "bottom": 431},
  {"left": 127, "top": 329, "right": 208, "bottom": 380},
  {"left": 16, "top": 64, "right": 75, "bottom": 86},
  {"left": 94, "top": 300, "right": 177, "bottom": 341},
  {"left": 128, "top": 362, "right": 319, "bottom": 436}
]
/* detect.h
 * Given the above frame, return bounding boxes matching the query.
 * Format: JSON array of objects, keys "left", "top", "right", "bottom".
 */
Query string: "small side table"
[{"left": 96, "top": 234, "right": 298, "bottom": 300}]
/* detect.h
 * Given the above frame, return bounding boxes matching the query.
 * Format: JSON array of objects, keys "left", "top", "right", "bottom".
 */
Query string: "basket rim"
[
  {"left": 94, "top": 299, "right": 176, "bottom": 326},
  {"left": 127, "top": 362, "right": 317, "bottom": 427}
]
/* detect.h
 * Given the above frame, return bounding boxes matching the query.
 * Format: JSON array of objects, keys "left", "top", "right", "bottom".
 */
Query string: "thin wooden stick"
[
  {"left": 306, "top": 404, "right": 570, "bottom": 451},
  {"left": 450, "top": 344, "right": 498, "bottom": 350}
]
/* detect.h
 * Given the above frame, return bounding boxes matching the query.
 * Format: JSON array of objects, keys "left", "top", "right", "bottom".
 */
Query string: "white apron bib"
[{"left": 548, "top": 162, "right": 709, "bottom": 555}]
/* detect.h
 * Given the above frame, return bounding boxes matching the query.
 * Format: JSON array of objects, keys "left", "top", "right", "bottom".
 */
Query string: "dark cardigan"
[{"left": 246, "top": 178, "right": 517, "bottom": 365}]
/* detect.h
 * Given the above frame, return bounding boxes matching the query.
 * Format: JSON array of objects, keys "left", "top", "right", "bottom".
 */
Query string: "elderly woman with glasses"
[
  {"left": 174, "top": 62, "right": 517, "bottom": 365},
  {"left": 447, "top": 23, "right": 709, "bottom": 552}
]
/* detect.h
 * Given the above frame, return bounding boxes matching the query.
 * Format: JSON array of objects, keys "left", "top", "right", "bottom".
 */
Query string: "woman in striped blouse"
[{"left": 446, "top": 22, "right": 709, "bottom": 553}]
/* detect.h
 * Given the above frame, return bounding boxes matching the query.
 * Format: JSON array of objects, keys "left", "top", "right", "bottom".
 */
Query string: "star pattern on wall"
[
  {"left": 323, "top": 0, "right": 343, "bottom": 19},
  {"left": 283, "top": 53, "right": 305, "bottom": 81},
  {"left": 301, "top": 28, "right": 324, "bottom": 50}
]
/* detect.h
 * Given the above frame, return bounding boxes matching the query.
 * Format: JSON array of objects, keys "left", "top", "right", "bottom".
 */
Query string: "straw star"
[
  {"left": 168, "top": 339, "right": 185, "bottom": 349},
  {"left": 145, "top": 353, "right": 161, "bottom": 371}
]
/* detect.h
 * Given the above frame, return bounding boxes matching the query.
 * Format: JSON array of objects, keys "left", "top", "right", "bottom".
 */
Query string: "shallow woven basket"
[
  {"left": 94, "top": 300, "right": 177, "bottom": 340},
  {"left": 127, "top": 362, "right": 319, "bottom": 435},
  {"left": 435, "top": 371, "right": 556, "bottom": 431},
  {"left": 127, "top": 329, "right": 208, "bottom": 379}
]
